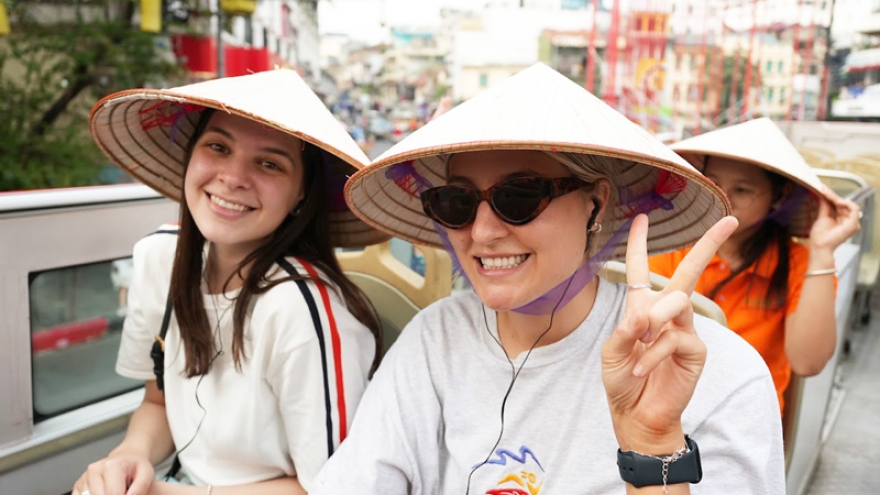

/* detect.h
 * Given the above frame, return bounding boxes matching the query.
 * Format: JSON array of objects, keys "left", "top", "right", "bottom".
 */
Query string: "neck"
[
  {"left": 495, "top": 276, "right": 599, "bottom": 359},
  {"left": 204, "top": 242, "right": 252, "bottom": 294}
]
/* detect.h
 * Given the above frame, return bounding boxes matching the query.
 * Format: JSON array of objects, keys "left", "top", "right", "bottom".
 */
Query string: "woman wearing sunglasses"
[
  {"left": 312, "top": 64, "right": 784, "bottom": 494},
  {"left": 649, "top": 119, "right": 861, "bottom": 414}
]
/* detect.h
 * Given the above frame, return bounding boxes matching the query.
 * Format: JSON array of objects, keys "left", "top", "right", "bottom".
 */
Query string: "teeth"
[
  {"left": 211, "top": 195, "right": 250, "bottom": 212},
  {"left": 479, "top": 254, "right": 528, "bottom": 270}
]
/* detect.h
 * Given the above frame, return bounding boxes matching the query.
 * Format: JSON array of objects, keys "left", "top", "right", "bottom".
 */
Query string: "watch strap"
[{"left": 617, "top": 435, "right": 703, "bottom": 488}]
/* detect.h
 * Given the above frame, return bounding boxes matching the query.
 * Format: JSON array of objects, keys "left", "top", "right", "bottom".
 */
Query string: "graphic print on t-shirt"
[{"left": 479, "top": 445, "right": 544, "bottom": 495}]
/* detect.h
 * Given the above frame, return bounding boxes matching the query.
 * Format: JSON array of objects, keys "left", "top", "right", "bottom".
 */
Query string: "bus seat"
[
  {"left": 815, "top": 162, "right": 879, "bottom": 289},
  {"left": 815, "top": 165, "right": 877, "bottom": 327},
  {"left": 782, "top": 373, "right": 805, "bottom": 472},
  {"left": 796, "top": 146, "right": 838, "bottom": 168},
  {"left": 603, "top": 261, "right": 728, "bottom": 327},
  {"left": 337, "top": 241, "right": 452, "bottom": 353}
]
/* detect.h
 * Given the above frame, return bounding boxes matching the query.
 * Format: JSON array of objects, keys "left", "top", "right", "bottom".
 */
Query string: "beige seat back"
[
  {"left": 337, "top": 241, "right": 452, "bottom": 352},
  {"left": 815, "top": 161, "right": 880, "bottom": 288},
  {"left": 602, "top": 260, "right": 728, "bottom": 326}
]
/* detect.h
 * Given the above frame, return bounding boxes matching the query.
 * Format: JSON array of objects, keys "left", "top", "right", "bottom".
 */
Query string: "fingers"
[
  {"left": 604, "top": 309, "right": 650, "bottom": 360},
  {"left": 103, "top": 462, "right": 129, "bottom": 495},
  {"left": 817, "top": 195, "right": 832, "bottom": 220},
  {"left": 71, "top": 476, "right": 87, "bottom": 495},
  {"left": 87, "top": 463, "right": 108, "bottom": 495},
  {"left": 839, "top": 199, "right": 862, "bottom": 226},
  {"left": 125, "top": 461, "right": 155, "bottom": 495},
  {"left": 83, "top": 457, "right": 139, "bottom": 495},
  {"left": 606, "top": 290, "right": 699, "bottom": 376},
  {"left": 625, "top": 214, "right": 650, "bottom": 287},
  {"left": 667, "top": 216, "right": 738, "bottom": 295},
  {"left": 644, "top": 291, "right": 694, "bottom": 340},
  {"left": 814, "top": 197, "right": 862, "bottom": 245},
  {"left": 633, "top": 318, "right": 707, "bottom": 378}
]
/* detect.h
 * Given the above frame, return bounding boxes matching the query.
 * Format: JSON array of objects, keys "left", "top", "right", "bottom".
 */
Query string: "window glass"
[
  {"left": 30, "top": 258, "right": 140, "bottom": 420},
  {"left": 389, "top": 238, "right": 426, "bottom": 277}
]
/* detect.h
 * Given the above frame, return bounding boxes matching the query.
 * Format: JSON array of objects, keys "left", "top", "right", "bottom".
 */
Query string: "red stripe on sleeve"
[{"left": 299, "top": 260, "right": 348, "bottom": 442}]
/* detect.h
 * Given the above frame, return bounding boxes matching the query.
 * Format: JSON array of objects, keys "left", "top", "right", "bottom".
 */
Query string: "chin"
[{"left": 473, "top": 288, "right": 535, "bottom": 313}]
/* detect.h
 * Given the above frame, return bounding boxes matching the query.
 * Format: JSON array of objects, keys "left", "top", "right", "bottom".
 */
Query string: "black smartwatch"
[{"left": 617, "top": 435, "right": 702, "bottom": 488}]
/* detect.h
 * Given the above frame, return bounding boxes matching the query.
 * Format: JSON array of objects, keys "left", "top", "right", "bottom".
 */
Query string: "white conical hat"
[
  {"left": 671, "top": 118, "right": 828, "bottom": 237},
  {"left": 345, "top": 63, "right": 729, "bottom": 258},
  {"left": 89, "top": 69, "right": 387, "bottom": 248}
]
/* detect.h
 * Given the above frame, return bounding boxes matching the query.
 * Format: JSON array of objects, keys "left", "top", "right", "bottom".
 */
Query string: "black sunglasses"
[{"left": 420, "top": 176, "right": 592, "bottom": 229}]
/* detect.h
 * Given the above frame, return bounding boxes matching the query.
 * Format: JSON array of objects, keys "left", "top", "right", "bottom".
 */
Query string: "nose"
[
  {"left": 218, "top": 157, "right": 253, "bottom": 190},
  {"left": 469, "top": 200, "right": 508, "bottom": 245}
]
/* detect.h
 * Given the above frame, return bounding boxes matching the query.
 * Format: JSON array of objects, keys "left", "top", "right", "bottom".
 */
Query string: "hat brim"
[{"left": 347, "top": 140, "right": 729, "bottom": 260}]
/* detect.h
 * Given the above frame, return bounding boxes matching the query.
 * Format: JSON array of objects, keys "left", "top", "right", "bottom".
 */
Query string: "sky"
[{"left": 317, "top": 0, "right": 501, "bottom": 44}]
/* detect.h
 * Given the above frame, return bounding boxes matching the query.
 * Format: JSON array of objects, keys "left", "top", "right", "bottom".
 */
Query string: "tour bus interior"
[{"left": 1, "top": 130, "right": 879, "bottom": 493}]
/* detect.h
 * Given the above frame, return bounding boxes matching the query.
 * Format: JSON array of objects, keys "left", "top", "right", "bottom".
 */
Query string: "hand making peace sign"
[{"left": 602, "top": 214, "right": 739, "bottom": 454}]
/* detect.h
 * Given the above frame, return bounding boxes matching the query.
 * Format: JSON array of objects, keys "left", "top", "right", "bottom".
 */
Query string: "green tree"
[{"left": 0, "top": 0, "right": 182, "bottom": 191}]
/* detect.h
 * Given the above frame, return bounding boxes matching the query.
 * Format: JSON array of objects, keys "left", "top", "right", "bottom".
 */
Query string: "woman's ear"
[
  {"left": 290, "top": 200, "right": 304, "bottom": 217},
  {"left": 590, "top": 178, "right": 612, "bottom": 223}
]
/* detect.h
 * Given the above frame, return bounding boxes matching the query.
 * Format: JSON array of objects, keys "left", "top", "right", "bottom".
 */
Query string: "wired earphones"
[{"left": 464, "top": 272, "right": 577, "bottom": 495}]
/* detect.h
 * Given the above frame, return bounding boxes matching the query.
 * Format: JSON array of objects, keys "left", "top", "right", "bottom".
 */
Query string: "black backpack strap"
[
  {"left": 148, "top": 292, "right": 181, "bottom": 480},
  {"left": 150, "top": 293, "right": 173, "bottom": 391}
]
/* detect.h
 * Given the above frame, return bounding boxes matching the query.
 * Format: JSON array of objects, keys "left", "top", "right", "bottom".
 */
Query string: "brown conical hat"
[{"left": 89, "top": 69, "right": 387, "bottom": 247}]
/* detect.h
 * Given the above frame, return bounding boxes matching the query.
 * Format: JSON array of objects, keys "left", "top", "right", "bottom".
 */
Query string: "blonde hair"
[{"left": 545, "top": 151, "right": 629, "bottom": 257}]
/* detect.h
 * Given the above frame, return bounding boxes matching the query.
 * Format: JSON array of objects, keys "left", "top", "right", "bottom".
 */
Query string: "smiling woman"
[
  {"left": 184, "top": 112, "right": 307, "bottom": 270},
  {"left": 74, "top": 69, "right": 387, "bottom": 495},
  {"left": 312, "top": 63, "right": 786, "bottom": 494}
]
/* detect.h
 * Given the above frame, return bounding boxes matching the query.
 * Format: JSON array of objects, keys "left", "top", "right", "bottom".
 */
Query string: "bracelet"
[
  {"left": 206, "top": 485, "right": 213, "bottom": 495},
  {"left": 805, "top": 268, "right": 837, "bottom": 277}
]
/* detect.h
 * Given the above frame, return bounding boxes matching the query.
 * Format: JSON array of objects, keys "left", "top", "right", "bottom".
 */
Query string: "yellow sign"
[
  {"left": 636, "top": 58, "right": 665, "bottom": 93},
  {"left": 140, "top": 0, "right": 161, "bottom": 33},
  {"left": 1, "top": 2, "right": 11, "bottom": 36},
  {"left": 221, "top": 0, "right": 257, "bottom": 16}
]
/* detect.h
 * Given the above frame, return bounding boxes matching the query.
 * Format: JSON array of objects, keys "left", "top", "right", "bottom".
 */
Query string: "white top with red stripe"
[{"left": 116, "top": 224, "right": 375, "bottom": 491}]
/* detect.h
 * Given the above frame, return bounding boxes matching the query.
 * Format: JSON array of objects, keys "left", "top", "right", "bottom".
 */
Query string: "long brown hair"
[{"left": 169, "top": 109, "right": 383, "bottom": 377}]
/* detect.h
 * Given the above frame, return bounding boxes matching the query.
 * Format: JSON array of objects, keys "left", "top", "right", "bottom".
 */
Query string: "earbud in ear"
[{"left": 586, "top": 198, "right": 601, "bottom": 233}]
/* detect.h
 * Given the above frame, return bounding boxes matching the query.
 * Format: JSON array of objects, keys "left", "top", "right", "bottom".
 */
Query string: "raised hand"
[
  {"left": 71, "top": 453, "right": 155, "bottom": 495},
  {"left": 809, "top": 187, "right": 861, "bottom": 252},
  {"left": 602, "top": 214, "right": 738, "bottom": 453}
]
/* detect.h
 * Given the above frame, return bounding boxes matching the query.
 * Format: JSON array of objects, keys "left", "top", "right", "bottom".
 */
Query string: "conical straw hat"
[
  {"left": 89, "top": 69, "right": 387, "bottom": 248},
  {"left": 345, "top": 63, "right": 729, "bottom": 259},
  {"left": 671, "top": 118, "right": 828, "bottom": 237}
]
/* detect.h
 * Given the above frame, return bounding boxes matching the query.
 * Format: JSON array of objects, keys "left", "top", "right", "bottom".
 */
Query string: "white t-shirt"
[
  {"left": 312, "top": 278, "right": 785, "bottom": 494},
  {"left": 116, "top": 224, "right": 376, "bottom": 491}
]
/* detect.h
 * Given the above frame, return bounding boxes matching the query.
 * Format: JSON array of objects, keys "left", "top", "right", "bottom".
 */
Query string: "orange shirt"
[{"left": 649, "top": 240, "right": 813, "bottom": 413}]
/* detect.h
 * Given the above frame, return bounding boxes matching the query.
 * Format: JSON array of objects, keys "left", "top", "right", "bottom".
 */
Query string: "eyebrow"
[{"left": 203, "top": 126, "right": 298, "bottom": 165}]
